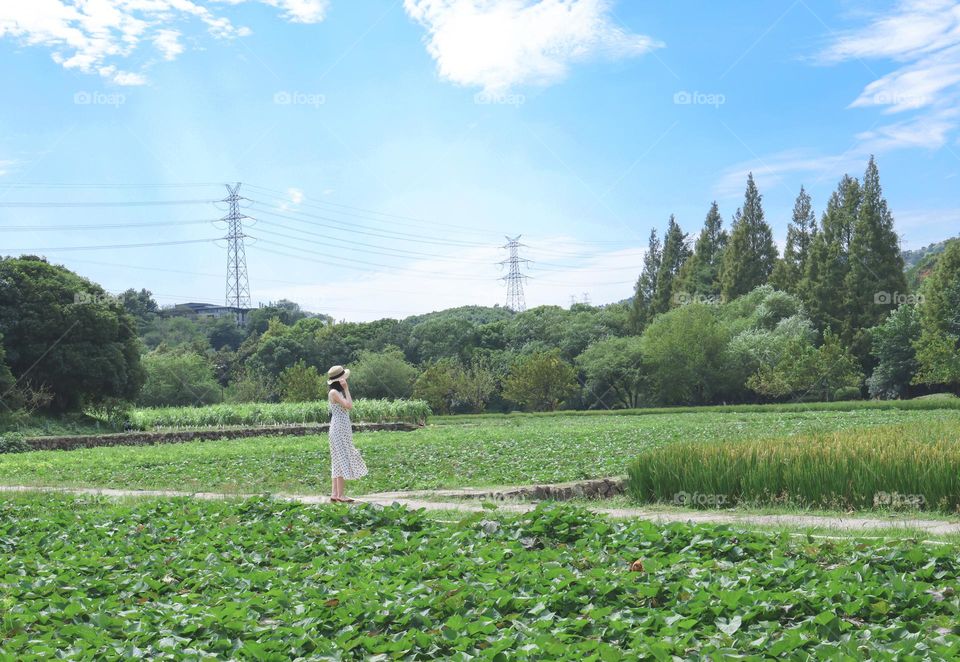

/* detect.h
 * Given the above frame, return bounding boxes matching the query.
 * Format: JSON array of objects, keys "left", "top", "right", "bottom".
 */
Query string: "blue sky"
[{"left": 1, "top": 0, "right": 959, "bottom": 321}]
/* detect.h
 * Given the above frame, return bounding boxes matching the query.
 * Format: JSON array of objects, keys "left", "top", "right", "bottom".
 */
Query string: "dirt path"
[{"left": 3, "top": 483, "right": 959, "bottom": 536}]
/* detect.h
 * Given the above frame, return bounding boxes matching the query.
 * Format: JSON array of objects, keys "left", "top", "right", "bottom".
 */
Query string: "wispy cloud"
[
  {"left": 820, "top": 0, "right": 960, "bottom": 141},
  {"left": 403, "top": 0, "right": 663, "bottom": 93},
  {"left": 0, "top": 0, "right": 327, "bottom": 86}
]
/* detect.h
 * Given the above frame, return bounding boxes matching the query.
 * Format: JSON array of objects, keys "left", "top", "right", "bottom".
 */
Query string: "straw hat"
[{"left": 327, "top": 365, "right": 350, "bottom": 384}]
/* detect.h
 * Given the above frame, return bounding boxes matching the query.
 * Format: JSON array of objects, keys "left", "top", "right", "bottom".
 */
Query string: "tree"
[
  {"left": 138, "top": 349, "right": 222, "bottom": 407},
  {"left": 202, "top": 316, "right": 246, "bottom": 351},
  {"left": 278, "top": 360, "right": 323, "bottom": 402},
  {"left": 801, "top": 174, "right": 861, "bottom": 335},
  {"left": 720, "top": 174, "right": 778, "bottom": 300},
  {"left": 867, "top": 304, "right": 921, "bottom": 399},
  {"left": 413, "top": 358, "right": 463, "bottom": 415},
  {"left": 913, "top": 239, "right": 960, "bottom": 391},
  {"left": 502, "top": 349, "right": 578, "bottom": 411},
  {"left": 844, "top": 157, "right": 908, "bottom": 364},
  {"left": 748, "top": 330, "right": 863, "bottom": 401},
  {"left": 676, "top": 201, "right": 727, "bottom": 300},
  {"left": 652, "top": 215, "right": 691, "bottom": 314},
  {"left": 350, "top": 346, "right": 417, "bottom": 399},
  {"left": 245, "top": 300, "right": 310, "bottom": 336},
  {"left": 630, "top": 229, "right": 661, "bottom": 331},
  {"left": 0, "top": 256, "right": 146, "bottom": 412},
  {"left": 576, "top": 336, "right": 647, "bottom": 409},
  {"left": 0, "top": 335, "right": 15, "bottom": 406},
  {"left": 119, "top": 288, "right": 159, "bottom": 334},
  {"left": 770, "top": 186, "right": 816, "bottom": 293},
  {"left": 641, "top": 304, "right": 731, "bottom": 405}
]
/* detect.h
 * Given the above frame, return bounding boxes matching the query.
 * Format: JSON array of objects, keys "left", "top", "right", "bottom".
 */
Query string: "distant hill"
[{"left": 903, "top": 237, "right": 958, "bottom": 290}]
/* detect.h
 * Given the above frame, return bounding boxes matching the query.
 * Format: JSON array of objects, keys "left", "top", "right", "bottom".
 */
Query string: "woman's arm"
[{"left": 330, "top": 389, "right": 353, "bottom": 410}]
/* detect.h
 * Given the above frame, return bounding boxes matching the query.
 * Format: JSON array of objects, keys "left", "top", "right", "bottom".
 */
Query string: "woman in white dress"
[{"left": 326, "top": 365, "right": 368, "bottom": 502}]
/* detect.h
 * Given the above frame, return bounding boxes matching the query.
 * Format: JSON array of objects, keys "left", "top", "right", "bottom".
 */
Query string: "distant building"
[{"left": 166, "top": 302, "right": 251, "bottom": 325}]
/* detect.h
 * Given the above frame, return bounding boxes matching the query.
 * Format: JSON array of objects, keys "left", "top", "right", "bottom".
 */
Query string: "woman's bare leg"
[{"left": 332, "top": 476, "right": 344, "bottom": 499}]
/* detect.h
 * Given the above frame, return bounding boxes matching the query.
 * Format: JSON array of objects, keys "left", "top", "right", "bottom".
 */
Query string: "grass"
[
  {"left": 627, "top": 421, "right": 960, "bottom": 512},
  {"left": 2, "top": 408, "right": 958, "bottom": 497},
  {"left": 1, "top": 494, "right": 959, "bottom": 659}
]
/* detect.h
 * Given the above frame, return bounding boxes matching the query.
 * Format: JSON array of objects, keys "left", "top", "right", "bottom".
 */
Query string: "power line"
[
  {"left": 0, "top": 220, "right": 216, "bottom": 231},
  {"left": 251, "top": 241, "right": 497, "bottom": 282},
  {"left": 0, "top": 199, "right": 218, "bottom": 208},
  {"left": 2, "top": 238, "right": 221, "bottom": 253},
  {"left": 244, "top": 183, "right": 505, "bottom": 238},
  {"left": 249, "top": 202, "right": 491, "bottom": 248}
]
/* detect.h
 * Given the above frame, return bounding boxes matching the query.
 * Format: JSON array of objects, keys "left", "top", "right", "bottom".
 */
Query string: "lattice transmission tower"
[
  {"left": 222, "top": 183, "right": 252, "bottom": 312},
  {"left": 500, "top": 235, "right": 530, "bottom": 312}
]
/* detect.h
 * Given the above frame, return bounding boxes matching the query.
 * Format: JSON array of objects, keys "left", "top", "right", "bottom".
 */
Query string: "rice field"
[{"left": 627, "top": 421, "right": 960, "bottom": 511}]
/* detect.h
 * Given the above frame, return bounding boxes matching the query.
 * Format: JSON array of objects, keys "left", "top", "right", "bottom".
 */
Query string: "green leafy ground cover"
[
  {"left": 1, "top": 495, "right": 959, "bottom": 659},
  {"left": 430, "top": 395, "right": 960, "bottom": 425},
  {"left": 3, "top": 410, "right": 957, "bottom": 496},
  {"left": 628, "top": 420, "right": 960, "bottom": 512},
  {"left": 126, "top": 400, "right": 431, "bottom": 430}
]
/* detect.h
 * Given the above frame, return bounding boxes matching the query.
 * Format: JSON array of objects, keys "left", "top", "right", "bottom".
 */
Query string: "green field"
[
  {"left": 1, "top": 495, "right": 958, "bottom": 659},
  {"left": 2, "top": 408, "right": 959, "bottom": 497}
]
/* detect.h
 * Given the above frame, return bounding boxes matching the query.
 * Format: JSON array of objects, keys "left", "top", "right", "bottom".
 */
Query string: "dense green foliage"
[
  {"left": 138, "top": 349, "right": 222, "bottom": 407},
  {"left": 2, "top": 496, "right": 960, "bottom": 658},
  {"left": 913, "top": 239, "right": 960, "bottom": 390},
  {"left": 3, "top": 409, "right": 954, "bottom": 495},
  {"left": 628, "top": 421, "right": 960, "bottom": 511},
  {"left": 0, "top": 256, "right": 145, "bottom": 411}
]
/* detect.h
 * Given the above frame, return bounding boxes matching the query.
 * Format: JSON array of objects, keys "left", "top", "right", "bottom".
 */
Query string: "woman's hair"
[{"left": 329, "top": 380, "right": 345, "bottom": 393}]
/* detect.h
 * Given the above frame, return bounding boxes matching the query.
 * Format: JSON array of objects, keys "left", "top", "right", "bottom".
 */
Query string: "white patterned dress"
[{"left": 328, "top": 397, "right": 368, "bottom": 480}]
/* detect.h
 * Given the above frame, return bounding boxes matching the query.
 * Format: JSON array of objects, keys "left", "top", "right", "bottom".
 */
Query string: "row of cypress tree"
[{"left": 630, "top": 156, "right": 909, "bottom": 370}]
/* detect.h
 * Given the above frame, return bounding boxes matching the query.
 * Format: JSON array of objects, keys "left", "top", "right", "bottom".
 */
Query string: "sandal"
[{"left": 330, "top": 497, "right": 356, "bottom": 503}]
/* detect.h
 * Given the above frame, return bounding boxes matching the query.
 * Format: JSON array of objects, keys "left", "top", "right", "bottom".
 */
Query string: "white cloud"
[
  {"left": 152, "top": 28, "right": 184, "bottom": 60},
  {"left": 0, "top": 159, "right": 16, "bottom": 176},
  {"left": 403, "top": 0, "right": 663, "bottom": 92},
  {"left": 713, "top": 149, "right": 864, "bottom": 199},
  {"left": 260, "top": 0, "right": 329, "bottom": 23},
  {"left": 818, "top": 0, "right": 960, "bottom": 146},
  {"left": 287, "top": 187, "right": 305, "bottom": 204},
  {"left": 0, "top": 0, "right": 325, "bottom": 85}
]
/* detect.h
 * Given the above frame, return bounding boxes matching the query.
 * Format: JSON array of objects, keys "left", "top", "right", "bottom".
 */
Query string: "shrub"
[
  {"left": 0, "top": 433, "right": 31, "bottom": 454},
  {"left": 833, "top": 386, "right": 861, "bottom": 401}
]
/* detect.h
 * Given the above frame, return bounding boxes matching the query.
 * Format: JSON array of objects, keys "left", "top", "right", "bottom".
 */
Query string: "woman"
[{"left": 326, "top": 365, "right": 368, "bottom": 502}]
